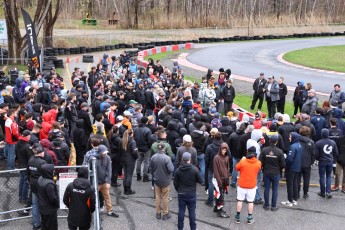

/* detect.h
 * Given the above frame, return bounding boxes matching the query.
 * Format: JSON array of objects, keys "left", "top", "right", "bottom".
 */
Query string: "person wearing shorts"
[{"left": 235, "top": 146, "right": 261, "bottom": 224}]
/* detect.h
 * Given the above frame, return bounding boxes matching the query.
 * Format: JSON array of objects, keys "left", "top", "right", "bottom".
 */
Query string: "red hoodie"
[
  {"left": 47, "top": 109, "right": 58, "bottom": 122},
  {"left": 40, "top": 113, "right": 53, "bottom": 140},
  {"left": 5, "top": 116, "right": 20, "bottom": 144}
]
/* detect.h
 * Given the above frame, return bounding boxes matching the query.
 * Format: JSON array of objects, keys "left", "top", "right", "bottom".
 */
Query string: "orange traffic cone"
[
  {"left": 66, "top": 57, "right": 70, "bottom": 64},
  {"left": 107, "top": 56, "right": 111, "bottom": 63}
]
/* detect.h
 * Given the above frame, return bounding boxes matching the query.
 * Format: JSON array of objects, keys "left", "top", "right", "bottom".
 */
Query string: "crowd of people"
[{"left": 0, "top": 51, "right": 344, "bottom": 230}]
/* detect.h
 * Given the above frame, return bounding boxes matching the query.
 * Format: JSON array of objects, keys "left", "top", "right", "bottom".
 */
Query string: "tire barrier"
[{"left": 82, "top": 54, "right": 94, "bottom": 63}]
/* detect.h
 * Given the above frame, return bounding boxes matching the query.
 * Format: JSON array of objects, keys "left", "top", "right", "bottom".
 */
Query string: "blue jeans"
[
  {"left": 255, "top": 170, "right": 262, "bottom": 201},
  {"left": 5, "top": 143, "right": 16, "bottom": 170},
  {"left": 319, "top": 162, "right": 333, "bottom": 194},
  {"left": 19, "top": 171, "right": 29, "bottom": 201},
  {"left": 207, "top": 170, "right": 214, "bottom": 203},
  {"left": 263, "top": 174, "right": 280, "bottom": 208},
  {"left": 32, "top": 192, "right": 41, "bottom": 227},
  {"left": 178, "top": 193, "right": 196, "bottom": 230},
  {"left": 197, "top": 154, "right": 205, "bottom": 184},
  {"left": 230, "top": 157, "right": 239, "bottom": 185}
]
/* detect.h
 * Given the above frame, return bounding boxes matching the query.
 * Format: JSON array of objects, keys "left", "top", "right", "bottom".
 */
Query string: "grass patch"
[
  {"left": 144, "top": 51, "right": 184, "bottom": 61},
  {"left": 283, "top": 45, "right": 345, "bottom": 72}
]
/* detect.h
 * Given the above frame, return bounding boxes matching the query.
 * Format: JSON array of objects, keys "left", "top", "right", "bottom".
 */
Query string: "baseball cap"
[
  {"left": 215, "top": 112, "right": 220, "bottom": 118},
  {"left": 183, "top": 135, "right": 192, "bottom": 143},
  {"left": 182, "top": 152, "right": 191, "bottom": 161},
  {"left": 129, "top": 100, "right": 138, "bottom": 104},
  {"left": 22, "top": 130, "right": 31, "bottom": 137},
  {"left": 189, "top": 110, "right": 195, "bottom": 115},
  {"left": 269, "top": 134, "right": 279, "bottom": 143},
  {"left": 123, "top": 111, "right": 132, "bottom": 117},
  {"left": 117, "top": 115, "right": 124, "bottom": 121},
  {"left": 106, "top": 81, "right": 113, "bottom": 86},
  {"left": 211, "top": 108, "right": 217, "bottom": 114}
]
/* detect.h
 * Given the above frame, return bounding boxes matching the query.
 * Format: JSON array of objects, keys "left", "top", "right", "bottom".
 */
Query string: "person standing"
[
  {"left": 263, "top": 76, "right": 280, "bottom": 119},
  {"left": 37, "top": 164, "right": 59, "bottom": 230},
  {"left": 63, "top": 167, "right": 96, "bottom": 230},
  {"left": 250, "top": 72, "right": 267, "bottom": 111},
  {"left": 277, "top": 77, "right": 287, "bottom": 114},
  {"left": 315, "top": 129, "right": 338, "bottom": 198},
  {"left": 302, "top": 89, "right": 318, "bottom": 116},
  {"left": 331, "top": 134, "right": 345, "bottom": 193},
  {"left": 297, "top": 126, "right": 316, "bottom": 199},
  {"left": 27, "top": 144, "right": 47, "bottom": 230},
  {"left": 134, "top": 116, "right": 153, "bottom": 182},
  {"left": 149, "top": 143, "right": 174, "bottom": 220},
  {"left": 5, "top": 108, "right": 20, "bottom": 169},
  {"left": 213, "top": 142, "right": 231, "bottom": 218},
  {"left": 260, "top": 135, "right": 286, "bottom": 211},
  {"left": 281, "top": 132, "right": 302, "bottom": 207},
  {"left": 174, "top": 152, "right": 203, "bottom": 230},
  {"left": 221, "top": 79, "right": 236, "bottom": 114},
  {"left": 329, "top": 84, "right": 345, "bottom": 109},
  {"left": 121, "top": 129, "right": 138, "bottom": 195},
  {"left": 234, "top": 146, "right": 261, "bottom": 224}
]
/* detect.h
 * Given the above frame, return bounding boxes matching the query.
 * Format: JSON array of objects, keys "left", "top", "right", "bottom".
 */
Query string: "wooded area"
[{"left": 57, "top": 0, "right": 345, "bottom": 29}]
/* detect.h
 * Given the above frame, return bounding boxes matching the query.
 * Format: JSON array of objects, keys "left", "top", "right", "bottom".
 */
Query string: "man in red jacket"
[{"left": 5, "top": 108, "right": 20, "bottom": 169}]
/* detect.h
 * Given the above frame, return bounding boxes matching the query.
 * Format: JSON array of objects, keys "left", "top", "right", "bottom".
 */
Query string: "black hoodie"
[
  {"left": 63, "top": 167, "right": 95, "bottom": 226},
  {"left": 174, "top": 162, "right": 202, "bottom": 194},
  {"left": 315, "top": 129, "right": 338, "bottom": 164},
  {"left": 228, "top": 128, "right": 245, "bottom": 159},
  {"left": 51, "top": 138, "right": 70, "bottom": 166},
  {"left": 72, "top": 119, "right": 87, "bottom": 164},
  {"left": 38, "top": 164, "right": 59, "bottom": 214},
  {"left": 205, "top": 139, "right": 223, "bottom": 172}
]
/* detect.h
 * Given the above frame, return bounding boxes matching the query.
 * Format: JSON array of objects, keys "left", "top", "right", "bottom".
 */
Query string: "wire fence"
[{"left": 0, "top": 162, "right": 101, "bottom": 229}]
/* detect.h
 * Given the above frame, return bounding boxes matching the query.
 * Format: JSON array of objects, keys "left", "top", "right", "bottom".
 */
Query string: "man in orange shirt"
[{"left": 235, "top": 145, "right": 262, "bottom": 225}]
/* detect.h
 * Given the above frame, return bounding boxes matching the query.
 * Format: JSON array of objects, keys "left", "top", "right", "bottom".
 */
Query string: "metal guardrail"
[{"left": 0, "top": 163, "right": 101, "bottom": 230}]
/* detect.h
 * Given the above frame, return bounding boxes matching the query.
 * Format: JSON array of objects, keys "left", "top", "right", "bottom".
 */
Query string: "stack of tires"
[{"left": 82, "top": 55, "right": 94, "bottom": 63}]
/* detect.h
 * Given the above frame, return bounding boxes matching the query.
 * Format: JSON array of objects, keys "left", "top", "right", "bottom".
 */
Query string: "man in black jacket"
[
  {"left": 78, "top": 102, "right": 93, "bottom": 139},
  {"left": 260, "top": 135, "right": 286, "bottom": 211},
  {"left": 134, "top": 116, "right": 153, "bottom": 182},
  {"left": 205, "top": 132, "right": 223, "bottom": 207},
  {"left": 27, "top": 144, "right": 47, "bottom": 230},
  {"left": 250, "top": 72, "right": 267, "bottom": 110},
  {"left": 144, "top": 85, "right": 155, "bottom": 116},
  {"left": 63, "top": 167, "right": 96, "bottom": 230},
  {"left": 277, "top": 77, "right": 288, "bottom": 114},
  {"left": 37, "top": 164, "right": 59, "bottom": 230},
  {"left": 174, "top": 152, "right": 202, "bottom": 230},
  {"left": 221, "top": 79, "right": 236, "bottom": 114},
  {"left": 297, "top": 126, "right": 316, "bottom": 199}
]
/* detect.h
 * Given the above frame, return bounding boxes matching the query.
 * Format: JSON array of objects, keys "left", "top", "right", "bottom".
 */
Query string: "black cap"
[
  {"left": 22, "top": 130, "right": 31, "bottom": 137},
  {"left": 269, "top": 134, "right": 279, "bottom": 143}
]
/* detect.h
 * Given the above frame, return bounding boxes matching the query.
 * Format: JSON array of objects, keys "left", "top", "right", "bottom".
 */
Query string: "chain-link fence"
[{"left": 0, "top": 161, "right": 101, "bottom": 229}]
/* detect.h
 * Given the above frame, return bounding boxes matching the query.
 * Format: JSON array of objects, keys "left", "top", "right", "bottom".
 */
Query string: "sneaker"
[
  {"left": 205, "top": 201, "right": 213, "bottom": 207},
  {"left": 326, "top": 193, "right": 332, "bottom": 199},
  {"left": 162, "top": 213, "right": 171, "bottom": 220},
  {"left": 33, "top": 225, "right": 41, "bottom": 230},
  {"left": 281, "top": 201, "right": 293, "bottom": 207},
  {"left": 118, "top": 175, "right": 124, "bottom": 180},
  {"left": 124, "top": 189, "right": 136, "bottom": 195},
  {"left": 271, "top": 207, "right": 279, "bottom": 211},
  {"left": 136, "top": 174, "right": 142, "bottom": 181},
  {"left": 151, "top": 186, "right": 154, "bottom": 190},
  {"left": 99, "top": 207, "right": 106, "bottom": 213},
  {"left": 292, "top": 200, "right": 297, "bottom": 206},
  {"left": 217, "top": 210, "right": 230, "bottom": 218},
  {"left": 111, "top": 182, "right": 121, "bottom": 187},
  {"left": 156, "top": 213, "right": 161, "bottom": 219},
  {"left": 341, "top": 189, "right": 345, "bottom": 194},
  {"left": 143, "top": 176, "right": 152, "bottom": 182},
  {"left": 169, "top": 197, "right": 172, "bottom": 201},
  {"left": 331, "top": 185, "right": 339, "bottom": 191},
  {"left": 18, "top": 210, "right": 30, "bottom": 216},
  {"left": 205, "top": 189, "right": 208, "bottom": 195},
  {"left": 303, "top": 193, "right": 309, "bottom": 199},
  {"left": 254, "top": 199, "right": 264, "bottom": 205},
  {"left": 317, "top": 192, "right": 325, "bottom": 198},
  {"left": 230, "top": 183, "right": 236, "bottom": 188},
  {"left": 247, "top": 216, "right": 255, "bottom": 224},
  {"left": 107, "top": 211, "right": 119, "bottom": 218},
  {"left": 234, "top": 214, "right": 240, "bottom": 224},
  {"left": 263, "top": 205, "right": 269, "bottom": 211}
]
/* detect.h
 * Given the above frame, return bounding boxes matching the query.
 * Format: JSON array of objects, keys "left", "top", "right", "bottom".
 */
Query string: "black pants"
[
  {"left": 215, "top": 187, "right": 225, "bottom": 211},
  {"left": 277, "top": 97, "right": 285, "bottom": 114},
  {"left": 286, "top": 170, "right": 299, "bottom": 202},
  {"left": 223, "top": 102, "right": 233, "bottom": 115},
  {"left": 123, "top": 162, "right": 136, "bottom": 187},
  {"left": 266, "top": 97, "right": 277, "bottom": 119},
  {"left": 297, "top": 167, "right": 311, "bottom": 194},
  {"left": 41, "top": 211, "right": 58, "bottom": 230},
  {"left": 293, "top": 101, "right": 302, "bottom": 115},
  {"left": 251, "top": 93, "right": 264, "bottom": 110},
  {"left": 68, "top": 223, "right": 90, "bottom": 230},
  {"left": 111, "top": 155, "right": 122, "bottom": 184}
]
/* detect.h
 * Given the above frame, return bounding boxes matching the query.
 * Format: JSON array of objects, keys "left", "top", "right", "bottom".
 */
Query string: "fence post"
[{"left": 91, "top": 157, "right": 100, "bottom": 230}]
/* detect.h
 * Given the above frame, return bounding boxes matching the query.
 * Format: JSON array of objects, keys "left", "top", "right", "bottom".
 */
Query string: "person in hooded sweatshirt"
[
  {"left": 72, "top": 119, "right": 87, "bottom": 165},
  {"left": 315, "top": 128, "right": 338, "bottom": 198},
  {"left": 235, "top": 146, "right": 261, "bottom": 224},
  {"left": 281, "top": 132, "right": 302, "bottom": 207},
  {"left": 212, "top": 142, "right": 231, "bottom": 218},
  {"left": 37, "top": 164, "right": 59, "bottom": 230},
  {"left": 50, "top": 133, "right": 70, "bottom": 166},
  {"left": 40, "top": 139, "right": 58, "bottom": 166},
  {"left": 204, "top": 132, "right": 223, "bottom": 207},
  {"left": 191, "top": 121, "right": 208, "bottom": 185},
  {"left": 176, "top": 135, "right": 198, "bottom": 168},
  {"left": 63, "top": 167, "right": 96, "bottom": 230},
  {"left": 32, "top": 103, "right": 43, "bottom": 123},
  {"left": 174, "top": 152, "right": 203, "bottom": 230},
  {"left": 40, "top": 112, "right": 53, "bottom": 140}
]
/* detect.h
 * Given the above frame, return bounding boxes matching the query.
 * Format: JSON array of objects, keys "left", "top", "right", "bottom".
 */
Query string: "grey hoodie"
[
  {"left": 95, "top": 145, "right": 112, "bottom": 184},
  {"left": 149, "top": 151, "right": 174, "bottom": 187}
]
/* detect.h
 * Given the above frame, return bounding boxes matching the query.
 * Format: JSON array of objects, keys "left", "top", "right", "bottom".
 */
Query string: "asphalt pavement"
[{"left": 188, "top": 37, "right": 345, "bottom": 94}]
